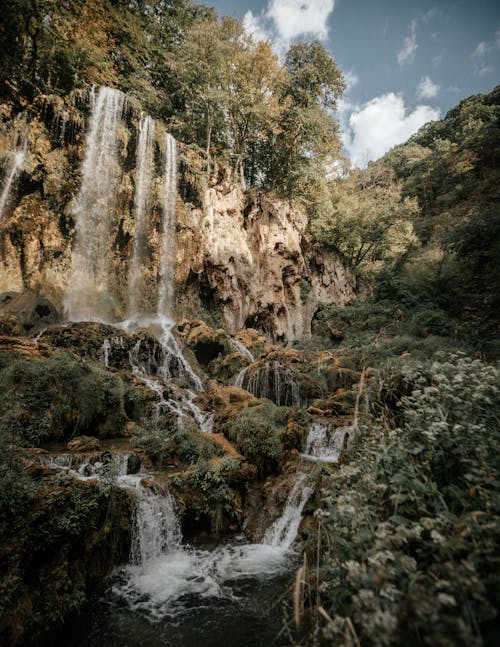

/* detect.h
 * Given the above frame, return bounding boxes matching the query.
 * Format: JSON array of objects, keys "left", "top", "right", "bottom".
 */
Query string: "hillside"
[{"left": 0, "top": 2, "right": 499, "bottom": 646}]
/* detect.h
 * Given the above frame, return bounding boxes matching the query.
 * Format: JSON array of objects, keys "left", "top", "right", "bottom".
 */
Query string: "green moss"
[
  {"left": 225, "top": 402, "right": 291, "bottom": 474},
  {"left": 0, "top": 350, "right": 147, "bottom": 446}
]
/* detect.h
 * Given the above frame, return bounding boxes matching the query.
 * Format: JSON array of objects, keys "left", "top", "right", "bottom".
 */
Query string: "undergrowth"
[{"left": 300, "top": 353, "right": 500, "bottom": 646}]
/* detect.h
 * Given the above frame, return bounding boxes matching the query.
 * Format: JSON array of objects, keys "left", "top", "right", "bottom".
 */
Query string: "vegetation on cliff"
[{"left": 0, "top": 0, "right": 344, "bottom": 205}]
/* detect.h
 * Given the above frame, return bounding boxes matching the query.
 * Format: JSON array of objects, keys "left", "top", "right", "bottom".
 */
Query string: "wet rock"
[
  {"left": 176, "top": 319, "right": 230, "bottom": 367},
  {"left": 126, "top": 453, "right": 141, "bottom": 474},
  {"left": 100, "top": 451, "right": 113, "bottom": 464},
  {"left": 0, "top": 291, "right": 61, "bottom": 333},
  {"left": 67, "top": 436, "right": 101, "bottom": 452}
]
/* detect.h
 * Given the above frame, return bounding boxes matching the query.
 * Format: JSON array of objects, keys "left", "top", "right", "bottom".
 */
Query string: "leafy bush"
[
  {"left": 225, "top": 402, "right": 290, "bottom": 474},
  {"left": 304, "top": 354, "right": 500, "bottom": 646},
  {"left": 184, "top": 456, "right": 242, "bottom": 536}
]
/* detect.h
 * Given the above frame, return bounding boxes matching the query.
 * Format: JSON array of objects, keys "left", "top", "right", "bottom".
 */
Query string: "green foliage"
[
  {"left": 225, "top": 402, "right": 289, "bottom": 474},
  {"left": 305, "top": 354, "right": 500, "bottom": 646},
  {"left": 187, "top": 456, "right": 242, "bottom": 535},
  {"left": 0, "top": 0, "right": 345, "bottom": 204},
  {"left": 133, "top": 426, "right": 223, "bottom": 467},
  {"left": 310, "top": 160, "right": 418, "bottom": 276},
  {"left": 0, "top": 350, "right": 144, "bottom": 445},
  {"left": 0, "top": 437, "right": 129, "bottom": 640}
]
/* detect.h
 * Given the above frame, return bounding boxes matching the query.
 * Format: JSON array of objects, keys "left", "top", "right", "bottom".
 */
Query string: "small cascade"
[
  {"left": 101, "top": 335, "right": 125, "bottom": 368},
  {"left": 127, "top": 327, "right": 211, "bottom": 432},
  {"left": 130, "top": 487, "right": 182, "bottom": 564},
  {"left": 231, "top": 339, "right": 255, "bottom": 362},
  {"left": 113, "top": 471, "right": 312, "bottom": 618},
  {"left": 157, "top": 134, "right": 177, "bottom": 319},
  {"left": 41, "top": 451, "right": 131, "bottom": 480},
  {"left": 262, "top": 472, "right": 313, "bottom": 549},
  {"left": 241, "top": 361, "right": 301, "bottom": 407},
  {"left": 128, "top": 114, "right": 156, "bottom": 317},
  {"left": 65, "top": 86, "right": 125, "bottom": 322},
  {"left": 233, "top": 365, "right": 249, "bottom": 388},
  {"left": 0, "top": 134, "right": 27, "bottom": 224},
  {"left": 301, "top": 422, "right": 353, "bottom": 463}
]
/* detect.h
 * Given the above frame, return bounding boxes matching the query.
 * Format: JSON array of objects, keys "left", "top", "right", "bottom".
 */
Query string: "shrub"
[
  {"left": 225, "top": 402, "right": 289, "bottom": 474},
  {"left": 303, "top": 354, "right": 500, "bottom": 646}
]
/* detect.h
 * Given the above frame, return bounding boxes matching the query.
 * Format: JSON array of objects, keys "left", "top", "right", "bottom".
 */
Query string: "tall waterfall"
[
  {"left": 0, "top": 135, "right": 27, "bottom": 224},
  {"left": 65, "top": 86, "right": 125, "bottom": 321},
  {"left": 157, "top": 134, "right": 177, "bottom": 318},
  {"left": 128, "top": 114, "right": 156, "bottom": 317}
]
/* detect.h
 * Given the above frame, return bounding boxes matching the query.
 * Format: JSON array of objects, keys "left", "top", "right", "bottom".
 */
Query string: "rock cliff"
[{"left": 0, "top": 89, "right": 355, "bottom": 341}]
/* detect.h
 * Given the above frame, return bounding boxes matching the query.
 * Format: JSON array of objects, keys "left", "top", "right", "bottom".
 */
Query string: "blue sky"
[{"left": 200, "top": 0, "right": 500, "bottom": 166}]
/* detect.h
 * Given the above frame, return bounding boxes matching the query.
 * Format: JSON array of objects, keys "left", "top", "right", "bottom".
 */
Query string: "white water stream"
[
  {"left": 301, "top": 421, "right": 353, "bottom": 463},
  {"left": 114, "top": 470, "right": 311, "bottom": 618},
  {"left": 65, "top": 86, "right": 125, "bottom": 321},
  {"left": 0, "top": 135, "right": 27, "bottom": 224},
  {"left": 128, "top": 114, "right": 156, "bottom": 317},
  {"left": 44, "top": 449, "right": 312, "bottom": 618}
]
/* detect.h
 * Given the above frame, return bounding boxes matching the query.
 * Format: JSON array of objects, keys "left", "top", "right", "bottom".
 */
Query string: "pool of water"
[{"left": 54, "top": 557, "right": 293, "bottom": 647}]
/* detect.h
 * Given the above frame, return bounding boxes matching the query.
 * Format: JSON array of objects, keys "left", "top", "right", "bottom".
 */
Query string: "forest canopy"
[{"left": 0, "top": 0, "right": 344, "bottom": 198}]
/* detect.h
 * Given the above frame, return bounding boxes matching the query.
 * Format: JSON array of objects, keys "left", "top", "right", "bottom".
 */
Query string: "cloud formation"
[
  {"left": 398, "top": 19, "right": 418, "bottom": 65},
  {"left": 471, "top": 29, "right": 500, "bottom": 76},
  {"left": 417, "top": 76, "right": 440, "bottom": 99},
  {"left": 341, "top": 93, "right": 440, "bottom": 168},
  {"left": 243, "top": 0, "right": 335, "bottom": 50}
]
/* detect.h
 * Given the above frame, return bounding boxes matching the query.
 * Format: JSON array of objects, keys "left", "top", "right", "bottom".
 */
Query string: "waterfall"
[
  {"left": 130, "top": 487, "right": 182, "bottom": 564},
  {"left": 157, "top": 134, "right": 177, "bottom": 319},
  {"left": 128, "top": 114, "right": 156, "bottom": 317},
  {"left": 241, "top": 361, "right": 301, "bottom": 407},
  {"left": 234, "top": 365, "right": 249, "bottom": 388},
  {"left": 127, "top": 333, "right": 209, "bottom": 431},
  {"left": 262, "top": 472, "right": 313, "bottom": 549},
  {"left": 301, "top": 422, "right": 353, "bottom": 463},
  {"left": 0, "top": 135, "right": 27, "bottom": 224},
  {"left": 65, "top": 86, "right": 125, "bottom": 322},
  {"left": 231, "top": 339, "right": 255, "bottom": 362},
  {"left": 40, "top": 451, "right": 132, "bottom": 479}
]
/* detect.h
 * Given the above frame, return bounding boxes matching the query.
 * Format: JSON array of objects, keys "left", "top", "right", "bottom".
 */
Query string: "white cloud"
[
  {"left": 341, "top": 93, "right": 440, "bottom": 168},
  {"left": 267, "top": 0, "right": 334, "bottom": 41},
  {"left": 432, "top": 52, "right": 443, "bottom": 68},
  {"left": 398, "top": 19, "right": 418, "bottom": 65},
  {"left": 344, "top": 70, "right": 359, "bottom": 92},
  {"left": 243, "top": 0, "right": 335, "bottom": 51},
  {"left": 417, "top": 76, "right": 440, "bottom": 99},
  {"left": 471, "top": 29, "right": 500, "bottom": 76},
  {"left": 243, "top": 10, "right": 271, "bottom": 42},
  {"left": 473, "top": 41, "right": 488, "bottom": 58}
]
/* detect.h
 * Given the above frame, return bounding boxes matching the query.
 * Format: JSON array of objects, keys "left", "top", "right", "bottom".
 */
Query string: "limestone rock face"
[
  {"left": 0, "top": 91, "right": 355, "bottom": 342},
  {"left": 177, "top": 184, "right": 355, "bottom": 341}
]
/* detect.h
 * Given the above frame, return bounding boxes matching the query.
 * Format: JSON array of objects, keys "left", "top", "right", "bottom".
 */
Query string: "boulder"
[{"left": 67, "top": 436, "right": 101, "bottom": 452}]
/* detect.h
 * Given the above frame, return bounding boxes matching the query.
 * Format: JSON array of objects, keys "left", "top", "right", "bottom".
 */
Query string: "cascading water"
[
  {"left": 130, "top": 487, "right": 182, "bottom": 564},
  {"left": 128, "top": 114, "right": 156, "bottom": 317},
  {"left": 240, "top": 360, "right": 301, "bottom": 407},
  {"left": 112, "top": 469, "right": 312, "bottom": 619},
  {"left": 157, "top": 133, "right": 177, "bottom": 319},
  {"left": 65, "top": 86, "right": 125, "bottom": 322},
  {"left": 301, "top": 421, "right": 353, "bottom": 463},
  {"left": 0, "top": 134, "right": 27, "bottom": 224},
  {"left": 262, "top": 472, "right": 313, "bottom": 549},
  {"left": 231, "top": 339, "right": 255, "bottom": 362}
]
